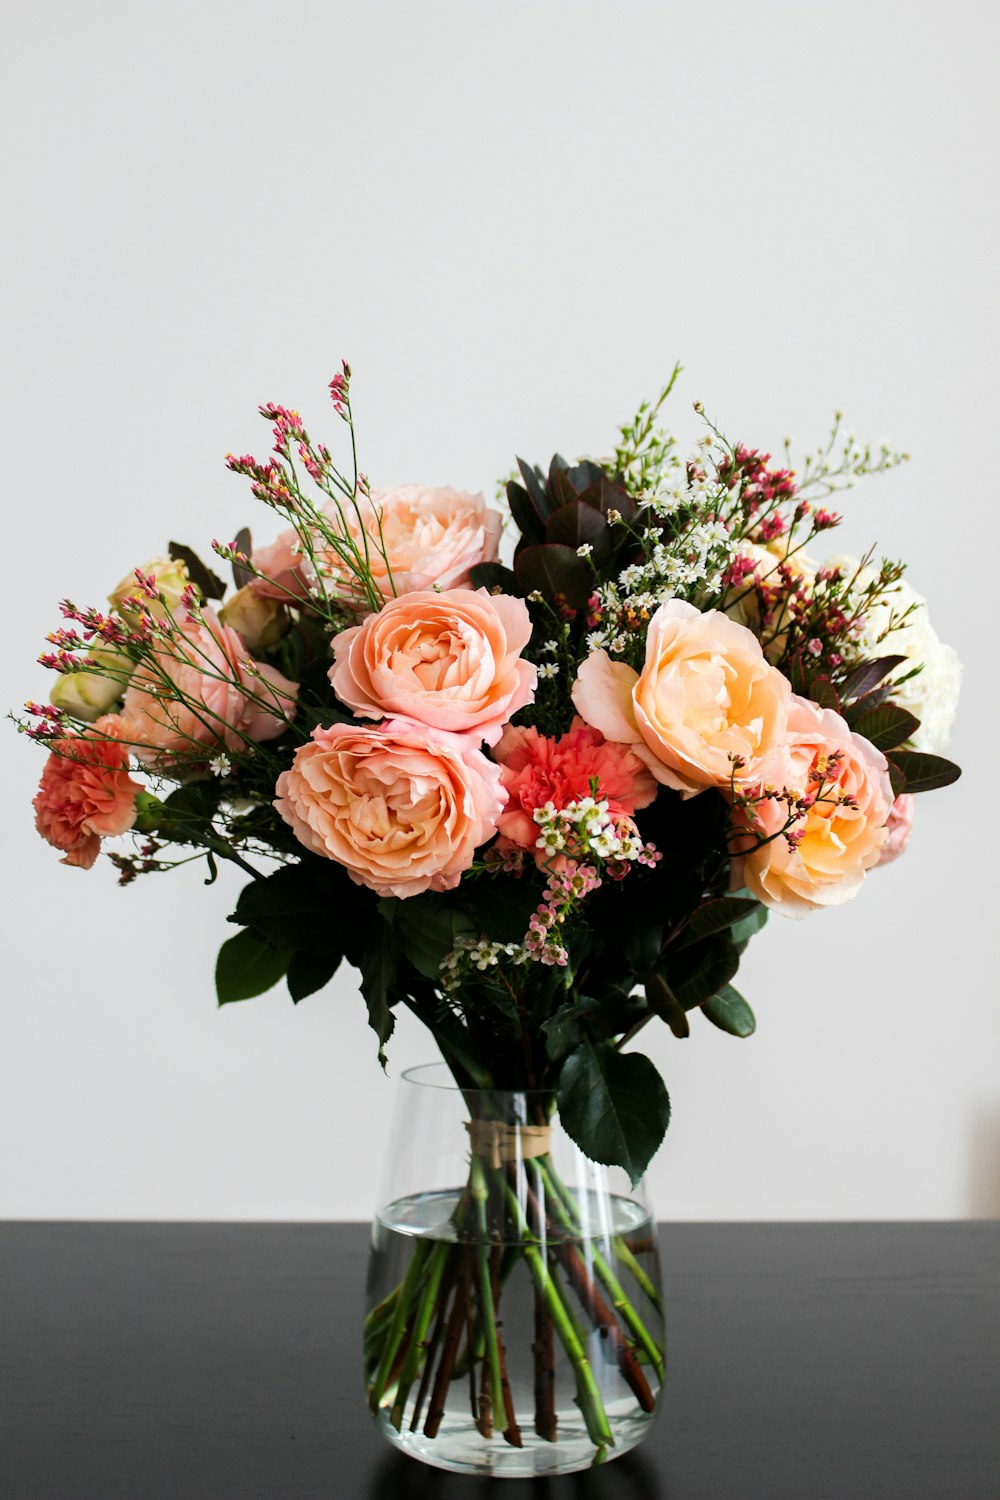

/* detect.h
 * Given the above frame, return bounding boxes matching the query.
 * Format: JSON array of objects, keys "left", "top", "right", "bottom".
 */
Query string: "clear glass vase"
[{"left": 364, "top": 1063, "right": 665, "bottom": 1478}]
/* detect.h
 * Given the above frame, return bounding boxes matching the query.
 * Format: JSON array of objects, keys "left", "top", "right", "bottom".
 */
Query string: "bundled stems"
[{"left": 365, "top": 1146, "right": 664, "bottom": 1464}]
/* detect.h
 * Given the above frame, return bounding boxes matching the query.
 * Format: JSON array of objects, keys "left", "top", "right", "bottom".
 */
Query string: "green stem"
[
  {"left": 534, "top": 1159, "right": 665, "bottom": 1379},
  {"left": 470, "top": 1156, "right": 507, "bottom": 1435},
  {"left": 499, "top": 1173, "right": 614, "bottom": 1454},
  {"left": 390, "top": 1242, "right": 452, "bottom": 1430},
  {"left": 367, "top": 1237, "right": 433, "bottom": 1412}
]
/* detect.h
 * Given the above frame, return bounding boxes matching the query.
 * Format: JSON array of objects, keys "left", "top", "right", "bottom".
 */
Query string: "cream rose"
[
  {"left": 219, "top": 585, "right": 289, "bottom": 652},
  {"left": 827, "top": 557, "right": 962, "bottom": 754},
  {"left": 274, "top": 719, "right": 506, "bottom": 899},
  {"left": 320, "top": 485, "right": 503, "bottom": 599},
  {"left": 733, "top": 694, "right": 894, "bottom": 916},
  {"left": 109, "top": 556, "right": 192, "bottom": 622},
  {"left": 50, "top": 648, "right": 133, "bottom": 722},
  {"left": 329, "top": 588, "right": 535, "bottom": 746},
  {"left": 572, "top": 599, "right": 791, "bottom": 797}
]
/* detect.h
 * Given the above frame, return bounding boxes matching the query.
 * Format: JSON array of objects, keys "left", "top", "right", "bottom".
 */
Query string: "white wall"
[{"left": 1, "top": 0, "right": 996, "bottom": 1221}]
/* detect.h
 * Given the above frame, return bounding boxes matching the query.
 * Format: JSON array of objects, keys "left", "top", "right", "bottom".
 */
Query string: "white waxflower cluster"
[
  {"left": 533, "top": 798, "right": 643, "bottom": 863},
  {"left": 440, "top": 936, "right": 530, "bottom": 982},
  {"left": 587, "top": 473, "right": 737, "bottom": 655}
]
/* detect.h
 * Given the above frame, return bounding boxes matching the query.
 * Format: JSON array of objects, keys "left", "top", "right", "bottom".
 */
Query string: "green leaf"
[
  {"left": 232, "top": 865, "right": 347, "bottom": 954},
  {"left": 516, "top": 457, "right": 556, "bottom": 515},
  {"left": 545, "top": 501, "right": 612, "bottom": 565},
  {"left": 514, "top": 544, "right": 594, "bottom": 609},
  {"left": 216, "top": 930, "right": 291, "bottom": 1005},
  {"left": 232, "top": 526, "right": 254, "bottom": 589},
  {"left": 287, "top": 949, "right": 342, "bottom": 1003},
  {"left": 842, "top": 683, "right": 894, "bottom": 727},
  {"left": 662, "top": 934, "right": 740, "bottom": 1009},
  {"left": 468, "top": 561, "right": 520, "bottom": 595},
  {"left": 730, "top": 902, "right": 768, "bottom": 953},
  {"left": 506, "top": 481, "right": 547, "bottom": 542},
  {"left": 644, "top": 970, "right": 690, "bottom": 1039},
  {"left": 168, "top": 540, "right": 226, "bottom": 600},
  {"left": 808, "top": 677, "right": 841, "bottom": 712},
  {"left": 685, "top": 896, "right": 762, "bottom": 943},
  {"left": 839, "top": 654, "right": 907, "bottom": 703},
  {"left": 388, "top": 894, "right": 477, "bottom": 981},
  {"left": 359, "top": 926, "right": 398, "bottom": 1068},
  {"left": 557, "top": 1038, "right": 670, "bottom": 1188},
  {"left": 886, "top": 749, "right": 962, "bottom": 794},
  {"left": 463, "top": 879, "right": 539, "bottom": 945},
  {"left": 701, "top": 984, "right": 757, "bottom": 1037},
  {"left": 852, "top": 702, "right": 921, "bottom": 751}
]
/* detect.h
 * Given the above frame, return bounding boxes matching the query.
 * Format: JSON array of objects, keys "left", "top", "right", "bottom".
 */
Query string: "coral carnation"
[
  {"left": 493, "top": 717, "right": 657, "bottom": 863},
  {"left": 33, "top": 714, "right": 142, "bottom": 869}
]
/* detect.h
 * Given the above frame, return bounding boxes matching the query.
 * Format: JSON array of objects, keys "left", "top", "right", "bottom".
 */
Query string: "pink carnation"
[
  {"left": 33, "top": 714, "right": 142, "bottom": 869},
  {"left": 493, "top": 717, "right": 658, "bottom": 863},
  {"left": 121, "top": 607, "right": 298, "bottom": 762}
]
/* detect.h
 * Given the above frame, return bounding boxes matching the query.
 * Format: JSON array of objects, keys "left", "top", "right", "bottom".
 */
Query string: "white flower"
[
  {"left": 833, "top": 556, "right": 962, "bottom": 754},
  {"left": 537, "top": 662, "right": 560, "bottom": 680},
  {"left": 576, "top": 543, "right": 594, "bottom": 558},
  {"left": 209, "top": 754, "right": 232, "bottom": 778}
]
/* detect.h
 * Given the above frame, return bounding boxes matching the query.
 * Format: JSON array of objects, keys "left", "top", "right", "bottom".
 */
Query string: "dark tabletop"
[{"left": 1, "top": 1222, "right": 997, "bottom": 1500}]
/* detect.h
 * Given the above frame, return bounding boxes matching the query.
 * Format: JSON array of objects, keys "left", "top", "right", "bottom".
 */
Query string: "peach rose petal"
[
  {"left": 732, "top": 695, "right": 894, "bottom": 917},
  {"left": 570, "top": 652, "right": 643, "bottom": 746}
]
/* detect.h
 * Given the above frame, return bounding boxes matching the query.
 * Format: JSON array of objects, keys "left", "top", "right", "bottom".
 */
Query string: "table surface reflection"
[{"left": 1, "top": 1221, "right": 997, "bottom": 1500}]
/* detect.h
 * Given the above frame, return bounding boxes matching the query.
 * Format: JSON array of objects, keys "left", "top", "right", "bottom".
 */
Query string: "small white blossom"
[
  {"left": 576, "top": 543, "right": 593, "bottom": 558},
  {"left": 537, "top": 661, "right": 559, "bottom": 680},
  {"left": 209, "top": 754, "right": 232, "bottom": 778}
]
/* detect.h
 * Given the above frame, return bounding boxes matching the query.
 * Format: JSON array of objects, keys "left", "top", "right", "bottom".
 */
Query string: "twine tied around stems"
[{"left": 465, "top": 1120, "right": 552, "bottom": 1170}]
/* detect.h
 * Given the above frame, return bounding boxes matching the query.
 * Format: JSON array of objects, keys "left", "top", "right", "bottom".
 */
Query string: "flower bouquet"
[{"left": 20, "top": 364, "right": 962, "bottom": 1476}]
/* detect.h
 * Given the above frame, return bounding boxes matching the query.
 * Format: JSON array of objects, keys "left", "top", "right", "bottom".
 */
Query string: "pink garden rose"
[
  {"left": 122, "top": 607, "right": 298, "bottom": 761},
  {"left": 493, "top": 717, "right": 657, "bottom": 864},
  {"left": 251, "top": 527, "right": 311, "bottom": 602},
  {"left": 878, "top": 793, "right": 915, "bottom": 867},
  {"left": 572, "top": 599, "right": 790, "bottom": 797},
  {"left": 33, "top": 714, "right": 142, "bottom": 869},
  {"left": 732, "top": 694, "right": 894, "bottom": 916},
  {"left": 274, "top": 718, "right": 506, "bottom": 899},
  {"left": 329, "top": 588, "right": 536, "bottom": 746},
  {"left": 320, "top": 485, "right": 503, "bottom": 599}
]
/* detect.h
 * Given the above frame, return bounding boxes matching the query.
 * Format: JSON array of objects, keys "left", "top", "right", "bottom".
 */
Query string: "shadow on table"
[{"left": 364, "top": 1447, "right": 665, "bottom": 1500}]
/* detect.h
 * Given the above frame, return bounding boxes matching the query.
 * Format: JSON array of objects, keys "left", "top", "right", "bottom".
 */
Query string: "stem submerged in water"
[{"left": 365, "top": 1146, "right": 664, "bottom": 1465}]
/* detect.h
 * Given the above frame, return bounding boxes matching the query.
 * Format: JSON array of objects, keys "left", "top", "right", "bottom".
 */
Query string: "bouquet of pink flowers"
[{"left": 20, "top": 363, "right": 962, "bottom": 1467}]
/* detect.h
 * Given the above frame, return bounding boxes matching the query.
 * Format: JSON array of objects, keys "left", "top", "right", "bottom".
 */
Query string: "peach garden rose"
[
  {"left": 329, "top": 588, "right": 536, "bottom": 746},
  {"left": 732, "top": 695, "right": 894, "bottom": 916},
  {"left": 572, "top": 599, "right": 791, "bottom": 797},
  {"left": 320, "top": 485, "right": 503, "bottom": 599},
  {"left": 274, "top": 718, "right": 507, "bottom": 899}
]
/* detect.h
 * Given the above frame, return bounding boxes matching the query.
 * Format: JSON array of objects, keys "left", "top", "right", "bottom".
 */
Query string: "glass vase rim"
[{"left": 400, "top": 1061, "right": 555, "bottom": 1098}]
